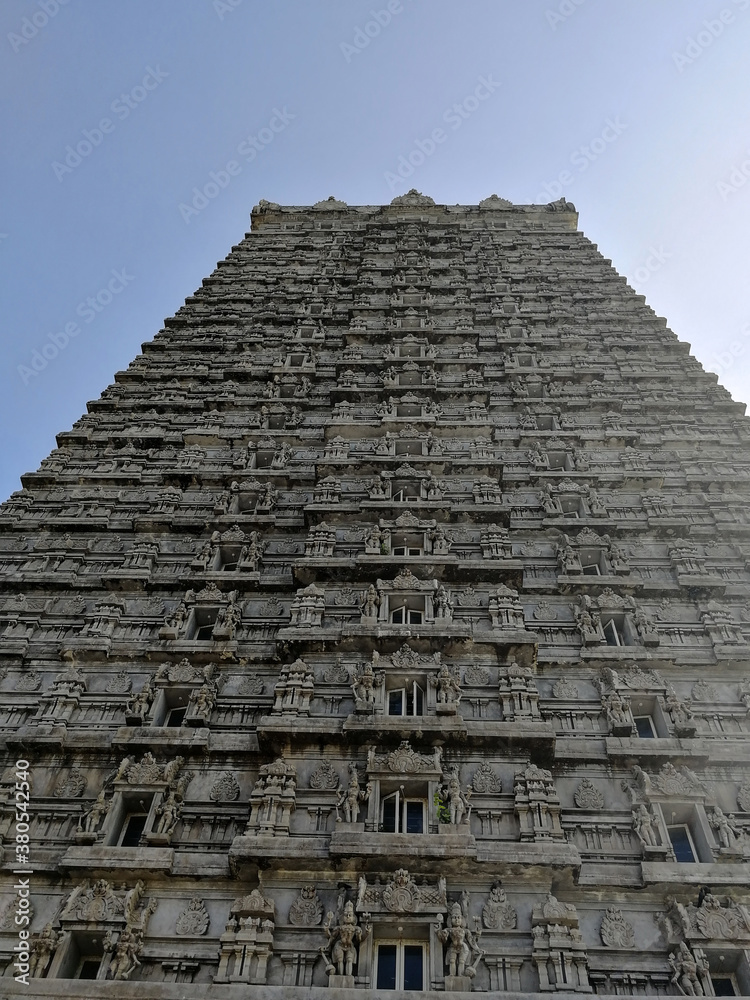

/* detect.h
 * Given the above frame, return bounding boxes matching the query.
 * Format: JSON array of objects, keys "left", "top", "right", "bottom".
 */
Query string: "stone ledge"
[
  {"left": 59, "top": 844, "right": 174, "bottom": 874},
  {"left": 1, "top": 981, "right": 634, "bottom": 1000},
  {"left": 641, "top": 860, "right": 750, "bottom": 885},
  {"left": 329, "top": 830, "right": 476, "bottom": 859}
]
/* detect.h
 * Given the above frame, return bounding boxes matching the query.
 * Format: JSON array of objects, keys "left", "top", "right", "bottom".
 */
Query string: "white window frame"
[
  {"left": 380, "top": 790, "right": 427, "bottom": 834},
  {"left": 374, "top": 940, "right": 427, "bottom": 991},
  {"left": 387, "top": 681, "right": 425, "bottom": 717}
]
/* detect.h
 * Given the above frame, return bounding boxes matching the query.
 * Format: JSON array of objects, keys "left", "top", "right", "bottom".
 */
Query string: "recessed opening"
[
  {"left": 392, "top": 484, "right": 421, "bottom": 503},
  {"left": 78, "top": 959, "right": 102, "bottom": 980},
  {"left": 633, "top": 715, "right": 657, "bottom": 739},
  {"left": 390, "top": 597, "right": 424, "bottom": 625},
  {"left": 387, "top": 682, "right": 424, "bottom": 716},
  {"left": 381, "top": 791, "right": 426, "bottom": 834},
  {"left": 376, "top": 942, "right": 425, "bottom": 990},
  {"left": 667, "top": 823, "right": 697, "bottom": 863},
  {"left": 118, "top": 811, "right": 148, "bottom": 847},
  {"left": 603, "top": 617, "right": 626, "bottom": 647},
  {"left": 394, "top": 440, "right": 423, "bottom": 456},
  {"left": 165, "top": 706, "right": 187, "bottom": 727}
]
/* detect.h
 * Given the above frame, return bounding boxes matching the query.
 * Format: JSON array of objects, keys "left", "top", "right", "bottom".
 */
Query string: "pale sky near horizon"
[{"left": 2, "top": 0, "right": 750, "bottom": 502}]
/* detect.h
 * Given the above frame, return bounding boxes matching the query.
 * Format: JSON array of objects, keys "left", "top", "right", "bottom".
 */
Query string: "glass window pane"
[
  {"left": 712, "top": 977, "right": 737, "bottom": 996},
  {"left": 376, "top": 945, "right": 397, "bottom": 990},
  {"left": 388, "top": 690, "right": 404, "bottom": 716},
  {"left": 382, "top": 796, "right": 397, "bottom": 832},
  {"left": 405, "top": 801, "right": 423, "bottom": 833},
  {"left": 668, "top": 825, "right": 696, "bottom": 863},
  {"left": 634, "top": 716, "right": 656, "bottom": 739},
  {"left": 403, "top": 945, "right": 424, "bottom": 990}
]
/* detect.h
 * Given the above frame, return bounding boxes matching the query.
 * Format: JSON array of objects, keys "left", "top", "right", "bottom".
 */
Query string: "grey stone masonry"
[{"left": 2, "top": 190, "right": 750, "bottom": 999}]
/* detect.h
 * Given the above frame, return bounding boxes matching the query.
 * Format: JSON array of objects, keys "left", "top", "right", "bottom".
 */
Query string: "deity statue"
[
  {"left": 321, "top": 900, "right": 370, "bottom": 980},
  {"left": 436, "top": 900, "right": 484, "bottom": 979}
]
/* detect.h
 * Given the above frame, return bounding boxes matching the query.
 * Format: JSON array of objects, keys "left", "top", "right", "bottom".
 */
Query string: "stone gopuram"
[{"left": 1, "top": 191, "right": 750, "bottom": 998}]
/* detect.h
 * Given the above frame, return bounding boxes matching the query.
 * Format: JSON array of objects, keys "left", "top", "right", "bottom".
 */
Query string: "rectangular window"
[
  {"left": 712, "top": 978, "right": 737, "bottom": 997},
  {"left": 78, "top": 959, "right": 103, "bottom": 980},
  {"left": 667, "top": 823, "right": 697, "bottom": 863},
  {"left": 381, "top": 791, "right": 425, "bottom": 833},
  {"left": 392, "top": 484, "right": 421, "bottom": 503},
  {"left": 633, "top": 715, "right": 657, "bottom": 739},
  {"left": 390, "top": 606, "right": 423, "bottom": 625},
  {"left": 118, "top": 811, "right": 148, "bottom": 847},
  {"left": 165, "top": 706, "right": 187, "bottom": 727},
  {"left": 603, "top": 617, "right": 625, "bottom": 646},
  {"left": 376, "top": 943, "right": 425, "bottom": 990},
  {"left": 388, "top": 683, "right": 424, "bottom": 717}
]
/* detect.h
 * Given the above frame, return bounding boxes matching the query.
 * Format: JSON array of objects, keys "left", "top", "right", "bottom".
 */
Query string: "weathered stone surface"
[{"left": 1, "top": 196, "right": 749, "bottom": 997}]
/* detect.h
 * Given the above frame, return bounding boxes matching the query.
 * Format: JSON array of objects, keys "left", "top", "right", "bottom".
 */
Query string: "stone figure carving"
[
  {"left": 106, "top": 925, "right": 143, "bottom": 981},
  {"left": 470, "top": 761, "right": 502, "bottom": 795},
  {"left": 382, "top": 869, "right": 420, "bottom": 913},
  {"left": 599, "top": 907, "right": 635, "bottom": 948},
  {"left": 154, "top": 788, "right": 183, "bottom": 838},
  {"left": 633, "top": 803, "right": 661, "bottom": 849},
  {"left": 273, "top": 657, "right": 315, "bottom": 716},
  {"left": 335, "top": 763, "right": 371, "bottom": 823},
  {"left": 603, "top": 691, "right": 633, "bottom": 735},
  {"left": 429, "top": 661, "right": 461, "bottom": 708},
  {"left": 350, "top": 657, "right": 383, "bottom": 710},
  {"left": 247, "top": 758, "right": 297, "bottom": 836},
  {"left": 28, "top": 924, "right": 58, "bottom": 978},
  {"left": 360, "top": 584, "right": 381, "bottom": 619},
  {"left": 309, "top": 761, "right": 340, "bottom": 791},
  {"left": 78, "top": 790, "right": 110, "bottom": 835},
  {"left": 695, "top": 893, "right": 744, "bottom": 940},
  {"left": 54, "top": 769, "right": 87, "bottom": 798},
  {"left": 210, "top": 771, "right": 241, "bottom": 802},
  {"left": 665, "top": 896, "right": 692, "bottom": 938},
  {"left": 574, "top": 778, "right": 604, "bottom": 810},
  {"left": 499, "top": 660, "right": 540, "bottom": 719},
  {"left": 482, "top": 883, "right": 517, "bottom": 930},
  {"left": 289, "top": 885, "right": 324, "bottom": 926},
  {"left": 436, "top": 899, "right": 484, "bottom": 979},
  {"left": 552, "top": 677, "right": 579, "bottom": 699},
  {"left": 125, "top": 679, "right": 154, "bottom": 723},
  {"left": 737, "top": 782, "right": 750, "bottom": 812},
  {"left": 668, "top": 941, "right": 710, "bottom": 996},
  {"left": 175, "top": 897, "right": 210, "bottom": 936},
  {"left": 434, "top": 584, "right": 454, "bottom": 620},
  {"left": 709, "top": 806, "right": 744, "bottom": 852},
  {"left": 321, "top": 899, "right": 370, "bottom": 980},
  {"left": 439, "top": 766, "right": 471, "bottom": 825}
]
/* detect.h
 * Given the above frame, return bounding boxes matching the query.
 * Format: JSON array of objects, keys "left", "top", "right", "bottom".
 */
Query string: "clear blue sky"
[{"left": 2, "top": 0, "right": 750, "bottom": 501}]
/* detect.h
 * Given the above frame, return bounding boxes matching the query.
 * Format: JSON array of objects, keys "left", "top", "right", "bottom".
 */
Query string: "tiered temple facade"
[{"left": 1, "top": 191, "right": 750, "bottom": 999}]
